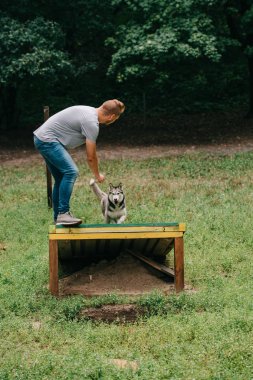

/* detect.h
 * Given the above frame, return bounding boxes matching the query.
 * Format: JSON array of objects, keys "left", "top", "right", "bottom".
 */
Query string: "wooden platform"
[{"left": 48, "top": 222, "right": 186, "bottom": 296}]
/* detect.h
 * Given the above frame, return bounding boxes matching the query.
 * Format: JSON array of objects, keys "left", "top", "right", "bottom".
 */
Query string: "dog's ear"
[
  {"left": 109, "top": 183, "right": 113, "bottom": 190},
  {"left": 118, "top": 183, "right": 123, "bottom": 189}
]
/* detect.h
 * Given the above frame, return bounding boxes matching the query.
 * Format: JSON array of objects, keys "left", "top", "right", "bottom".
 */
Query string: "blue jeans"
[{"left": 34, "top": 136, "right": 79, "bottom": 221}]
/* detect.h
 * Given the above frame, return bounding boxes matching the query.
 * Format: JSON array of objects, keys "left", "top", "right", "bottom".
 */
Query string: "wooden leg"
[
  {"left": 174, "top": 237, "right": 184, "bottom": 292},
  {"left": 49, "top": 239, "right": 59, "bottom": 296}
]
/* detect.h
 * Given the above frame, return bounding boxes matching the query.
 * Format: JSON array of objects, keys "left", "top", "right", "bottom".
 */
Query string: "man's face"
[{"left": 104, "top": 114, "right": 119, "bottom": 125}]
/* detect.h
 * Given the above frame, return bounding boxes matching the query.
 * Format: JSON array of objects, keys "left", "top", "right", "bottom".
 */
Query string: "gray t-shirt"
[{"left": 33, "top": 106, "right": 99, "bottom": 149}]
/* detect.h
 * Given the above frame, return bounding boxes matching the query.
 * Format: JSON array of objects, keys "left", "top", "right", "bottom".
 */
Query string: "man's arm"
[{"left": 86, "top": 139, "right": 105, "bottom": 183}]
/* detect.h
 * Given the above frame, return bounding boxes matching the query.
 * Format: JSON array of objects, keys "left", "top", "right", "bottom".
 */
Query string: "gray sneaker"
[{"left": 56, "top": 212, "right": 82, "bottom": 226}]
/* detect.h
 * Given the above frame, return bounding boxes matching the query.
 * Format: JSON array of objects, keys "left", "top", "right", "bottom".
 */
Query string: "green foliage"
[
  {"left": 0, "top": 13, "right": 73, "bottom": 129},
  {"left": 0, "top": 14, "right": 72, "bottom": 84},
  {"left": 106, "top": 0, "right": 250, "bottom": 113},
  {"left": 107, "top": 0, "right": 225, "bottom": 83},
  {"left": 0, "top": 0, "right": 251, "bottom": 129},
  {"left": 223, "top": 0, "right": 253, "bottom": 57},
  {"left": 137, "top": 291, "right": 167, "bottom": 316}
]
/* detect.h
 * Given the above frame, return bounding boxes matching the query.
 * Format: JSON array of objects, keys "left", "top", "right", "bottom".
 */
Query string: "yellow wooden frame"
[{"left": 48, "top": 223, "right": 186, "bottom": 296}]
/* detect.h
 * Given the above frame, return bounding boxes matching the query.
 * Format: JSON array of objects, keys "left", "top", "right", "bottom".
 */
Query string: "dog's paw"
[{"left": 89, "top": 178, "right": 95, "bottom": 186}]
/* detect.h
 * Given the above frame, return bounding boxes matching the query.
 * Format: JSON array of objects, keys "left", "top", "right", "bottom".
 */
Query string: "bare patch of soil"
[
  {"left": 108, "top": 359, "right": 139, "bottom": 371},
  {"left": 1, "top": 110, "right": 253, "bottom": 166},
  {"left": 1, "top": 138, "right": 253, "bottom": 168},
  {"left": 79, "top": 304, "right": 144, "bottom": 323},
  {"left": 60, "top": 253, "right": 174, "bottom": 297}
]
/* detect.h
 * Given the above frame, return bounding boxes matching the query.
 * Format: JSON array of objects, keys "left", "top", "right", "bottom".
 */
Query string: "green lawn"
[{"left": 0, "top": 152, "right": 253, "bottom": 379}]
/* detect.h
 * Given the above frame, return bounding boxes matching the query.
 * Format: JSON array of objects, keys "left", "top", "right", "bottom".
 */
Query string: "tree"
[
  {"left": 106, "top": 0, "right": 250, "bottom": 114},
  {"left": 106, "top": 1, "right": 226, "bottom": 111},
  {"left": 0, "top": 14, "right": 73, "bottom": 129},
  {"left": 223, "top": 0, "right": 253, "bottom": 116},
  {"left": 0, "top": 0, "right": 251, "bottom": 131},
  {"left": 0, "top": 0, "right": 120, "bottom": 113}
]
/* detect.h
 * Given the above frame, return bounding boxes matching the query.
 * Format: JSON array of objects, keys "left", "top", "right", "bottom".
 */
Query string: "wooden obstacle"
[{"left": 48, "top": 222, "right": 186, "bottom": 296}]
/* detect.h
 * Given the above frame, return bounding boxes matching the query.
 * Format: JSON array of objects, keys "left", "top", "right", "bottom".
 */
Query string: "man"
[{"left": 33, "top": 99, "right": 125, "bottom": 226}]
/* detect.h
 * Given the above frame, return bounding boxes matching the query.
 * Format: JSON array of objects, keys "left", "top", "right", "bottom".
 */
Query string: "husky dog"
[{"left": 89, "top": 179, "right": 127, "bottom": 224}]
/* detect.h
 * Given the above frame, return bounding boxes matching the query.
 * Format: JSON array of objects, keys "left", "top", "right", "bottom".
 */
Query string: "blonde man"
[{"left": 34, "top": 99, "right": 125, "bottom": 226}]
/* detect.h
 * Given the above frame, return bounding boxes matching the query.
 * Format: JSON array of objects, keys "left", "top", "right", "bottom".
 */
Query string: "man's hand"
[{"left": 96, "top": 174, "right": 105, "bottom": 183}]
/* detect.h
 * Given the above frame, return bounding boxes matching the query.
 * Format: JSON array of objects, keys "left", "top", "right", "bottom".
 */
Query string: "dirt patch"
[
  {"left": 79, "top": 304, "right": 144, "bottom": 323},
  {"left": 108, "top": 359, "right": 139, "bottom": 371},
  {"left": 60, "top": 253, "right": 174, "bottom": 297},
  {"left": 1, "top": 110, "right": 253, "bottom": 166},
  {"left": 1, "top": 138, "right": 253, "bottom": 168}
]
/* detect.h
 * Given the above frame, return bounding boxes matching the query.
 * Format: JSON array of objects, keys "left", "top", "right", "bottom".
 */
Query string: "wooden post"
[
  {"left": 127, "top": 249, "right": 175, "bottom": 278},
  {"left": 43, "top": 106, "right": 53, "bottom": 208},
  {"left": 143, "top": 91, "right": 146, "bottom": 128},
  {"left": 49, "top": 239, "right": 59, "bottom": 296},
  {"left": 174, "top": 237, "right": 184, "bottom": 292}
]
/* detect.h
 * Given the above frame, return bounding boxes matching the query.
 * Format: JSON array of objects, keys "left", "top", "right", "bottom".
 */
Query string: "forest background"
[{"left": 0, "top": 0, "right": 252, "bottom": 136}]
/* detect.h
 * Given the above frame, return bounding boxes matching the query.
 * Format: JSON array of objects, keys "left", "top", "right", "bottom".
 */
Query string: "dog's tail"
[{"left": 89, "top": 179, "right": 106, "bottom": 200}]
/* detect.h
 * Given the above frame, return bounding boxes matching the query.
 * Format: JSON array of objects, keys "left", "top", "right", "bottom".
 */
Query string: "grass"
[{"left": 1, "top": 151, "right": 253, "bottom": 379}]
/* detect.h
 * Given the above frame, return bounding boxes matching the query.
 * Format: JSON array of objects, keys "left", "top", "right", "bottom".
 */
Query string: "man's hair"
[{"left": 101, "top": 99, "right": 125, "bottom": 116}]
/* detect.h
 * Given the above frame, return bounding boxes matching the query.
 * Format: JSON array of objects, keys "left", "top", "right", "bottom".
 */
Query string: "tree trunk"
[
  {"left": 1, "top": 86, "right": 19, "bottom": 129},
  {"left": 247, "top": 56, "right": 253, "bottom": 118},
  {"left": 142, "top": 91, "right": 146, "bottom": 128}
]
